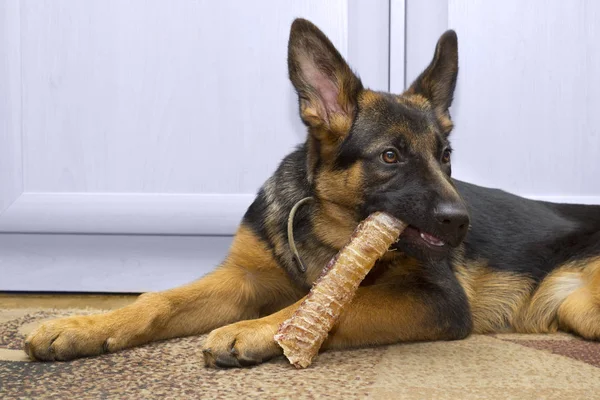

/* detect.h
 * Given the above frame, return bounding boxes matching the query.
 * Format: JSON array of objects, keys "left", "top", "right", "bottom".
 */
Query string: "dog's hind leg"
[
  {"left": 556, "top": 255, "right": 600, "bottom": 340},
  {"left": 24, "top": 225, "right": 302, "bottom": 361},
  {"left": 512, "top": 231, "right": 600, "bottom": 338}
]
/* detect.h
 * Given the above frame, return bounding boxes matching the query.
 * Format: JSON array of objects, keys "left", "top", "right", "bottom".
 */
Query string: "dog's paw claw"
[{"left": 24, "top": 315, "right": 118, "bottom": 361}]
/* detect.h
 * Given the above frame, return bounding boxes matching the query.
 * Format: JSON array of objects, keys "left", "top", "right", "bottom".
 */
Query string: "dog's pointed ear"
[
  {"left": 406, "top": 30, "right": 458, "bottom": 114},
  {"left": 288, "top": 18, "right": 363, "bottom": 142}
]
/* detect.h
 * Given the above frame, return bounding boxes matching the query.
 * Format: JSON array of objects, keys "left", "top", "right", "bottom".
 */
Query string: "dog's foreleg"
[
  {"left": 24, "top": 225, "right": 301, "bottom": 361},
  {"left": 203, "top": 264, "right": 473, "bottom": 368}
]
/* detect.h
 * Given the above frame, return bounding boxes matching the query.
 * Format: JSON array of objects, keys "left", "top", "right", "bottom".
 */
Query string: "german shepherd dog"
[{"left": 25, "top": 19, "right": 600, "bottom": 368}]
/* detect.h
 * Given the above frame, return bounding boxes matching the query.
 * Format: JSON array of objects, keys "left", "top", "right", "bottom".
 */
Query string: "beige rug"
[{"left": 2, "top": 308, "right": 600, "bottom": 399}]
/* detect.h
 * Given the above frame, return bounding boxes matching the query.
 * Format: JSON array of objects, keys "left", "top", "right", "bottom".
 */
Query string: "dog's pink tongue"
[{"left": 419, "top": 232, "right": 445, "bottom": 247}]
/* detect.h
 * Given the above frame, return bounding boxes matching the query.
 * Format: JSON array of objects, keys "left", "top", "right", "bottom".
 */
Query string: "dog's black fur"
[{"left": 459, "top": 182, "right": 600, "bottom": 280}]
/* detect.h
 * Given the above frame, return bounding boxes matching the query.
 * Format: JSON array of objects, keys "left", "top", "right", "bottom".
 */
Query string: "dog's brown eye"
[
  {"left": 381, "top": 150, "right": 399, "bottom": 164},
  {"left": 442, "top": 149, "right": 451, "bottom": 164}
]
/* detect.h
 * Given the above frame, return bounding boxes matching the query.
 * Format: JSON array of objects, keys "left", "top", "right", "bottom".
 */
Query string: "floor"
[
  {"left": 3, "top": 294, "right": 600, "bottom": 399},
  {"left": 0, "top": 292, "right": 138, "bottom": 309}
]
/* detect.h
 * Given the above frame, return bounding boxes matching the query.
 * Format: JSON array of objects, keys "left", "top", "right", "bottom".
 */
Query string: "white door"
[
  {"left": 400, "top": 0, "right": 600, "bottom": 204},
  {"left": 0, "top": 0, "right": 393, "bottom": 292}
]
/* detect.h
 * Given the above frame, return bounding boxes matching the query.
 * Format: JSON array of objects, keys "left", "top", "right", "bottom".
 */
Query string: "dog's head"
[{"left": 288, "top": 19, "right": 469, "bottom": 261}]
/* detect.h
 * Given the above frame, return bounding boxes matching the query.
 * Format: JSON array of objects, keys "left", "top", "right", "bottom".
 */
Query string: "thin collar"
[{"left": 287, "top": 197, "right": 314, "bottom": 273}]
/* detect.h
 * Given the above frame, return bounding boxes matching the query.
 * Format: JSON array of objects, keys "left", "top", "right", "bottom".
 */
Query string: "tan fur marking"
[
  {"left": 323, "top": 285, "right": 437, "bottom": 349},
  {"left": 437, "top": 111, "right": 454, "bottom": 135},
  {"left": 364, "top": 255, "right": 422, "bottom": 285},
  {"left": 311, "top": 200, "right": 359, "bottom": 250},
  {"left": 398, "top": 94, "right": 432, "bottom": 110},
  {"left": 457, "top": 258, "right": 600, "bottom": 336},
  {"left": 309, "top": 126, "right": 345, "bottom": 162},
  {"left": 287, "top": 157, "right": 368, "bottom": 285},
  {"left": 396, "top": 93, "right": 454, "bottom": 139},
  {"left": 516, "top": 264, "right": 584, "bottom": 333},
  {"left": 455, "top": 263, "right": 534, "bottom": 333},
  {"left": 359, "top": 90, "right": 382, "bottom": 108},
  {"left": 310, "top": 162, "right": 364, "bottom": 282},
  {"left": 335, "top": 70, "right": 358, "bottom": 117},
  {"left": 227, "top": 225, "right": 305, "bottom": 315},
  {"left": 555, "top": 258, "right": 600, "bottom": 339},
  {"left": 315, "top": 161, "right": 363, "bottom": 209},
  {"left": 329, "top": 112, "right": 352, "bottom": 136},
  {"left": 299, "top": 98, "right": 326, "bottom": 129},
  {"left": 205, "top": 281, "right": 439, "bottom": 367}
]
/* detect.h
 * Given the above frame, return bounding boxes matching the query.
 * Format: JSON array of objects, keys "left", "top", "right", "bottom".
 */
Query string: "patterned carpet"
[{"left": 2, "top": 308, "right": 600, "bottom": 399}]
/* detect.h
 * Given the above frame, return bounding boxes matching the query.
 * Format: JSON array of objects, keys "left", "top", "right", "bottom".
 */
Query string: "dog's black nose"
[{"left": 433, "top": 202, "right": 470, "bottom": 246}]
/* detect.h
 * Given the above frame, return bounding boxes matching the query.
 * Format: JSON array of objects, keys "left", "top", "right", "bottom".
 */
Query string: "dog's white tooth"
[{"left": 420, "top": 232, "right": 445, "bottom": 247}]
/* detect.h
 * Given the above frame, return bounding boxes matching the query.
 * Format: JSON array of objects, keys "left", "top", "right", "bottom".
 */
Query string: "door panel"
[
  {"left": 0, "top": 0, "right": 393, "bottom": 291},
  {"left": 2, "top": 0, "right": 391, "bottom": 236},
  {"left": 20, "top": 0, "right": 344, "bottom": 195}
]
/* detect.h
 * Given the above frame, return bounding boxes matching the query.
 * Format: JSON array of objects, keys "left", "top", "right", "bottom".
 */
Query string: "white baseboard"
[
  {"left": 0, "top": 192, "right": 597, "bottom": 238},
  {"left": 0, "top": 233, "right": 232, "bottom": 292},
  {"left": 0, "top": 193, "right": 256, "bottom": 235},
  {"left": 524, "top": 195, "right": 600, "bottom": 205}
]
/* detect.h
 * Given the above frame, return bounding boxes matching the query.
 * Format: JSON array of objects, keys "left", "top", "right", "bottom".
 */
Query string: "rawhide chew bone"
[{"left": 274, "top": 212, "right": 407, "bottom": 368}]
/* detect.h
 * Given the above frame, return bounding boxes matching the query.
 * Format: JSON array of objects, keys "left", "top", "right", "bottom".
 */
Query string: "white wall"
[{"left": 405, "top": 0, "right": 600, "bottom": 204}]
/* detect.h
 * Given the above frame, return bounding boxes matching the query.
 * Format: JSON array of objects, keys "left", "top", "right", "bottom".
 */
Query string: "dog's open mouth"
[
  {"left": 418, "top": 231, "right": 446, "bottom": 247},
  {"left": 397, "top": 226, "right": 447, "bottom": 251}
]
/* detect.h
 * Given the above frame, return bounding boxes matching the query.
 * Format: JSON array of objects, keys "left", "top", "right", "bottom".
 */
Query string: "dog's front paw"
[
  {"left": 24, "top": 314, "right": 125, "bottom": 361},
  {"left": 202, "top": 319, "right": 282, "bottom": 368}
]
